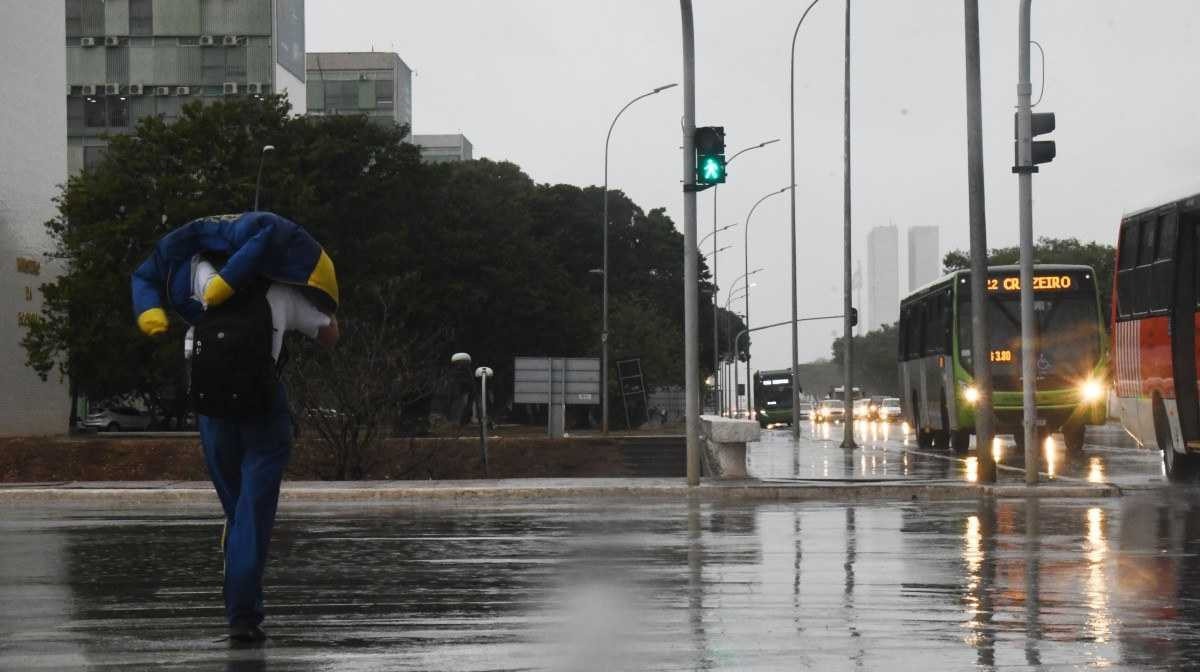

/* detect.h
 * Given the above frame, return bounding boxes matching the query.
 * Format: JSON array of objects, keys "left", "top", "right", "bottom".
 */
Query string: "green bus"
[
  {"left": 897, "top": 264, "right": 1109, "bottom": 452},
  {"left": 753, "top": 368, "right": 796, "bottom": 428}
]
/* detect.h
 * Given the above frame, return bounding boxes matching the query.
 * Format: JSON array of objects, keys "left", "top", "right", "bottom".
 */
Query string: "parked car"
[
  {"left": 80, "top": 406, "right": 154, "bottom": 432},
  {"left": 877, "top": 397, "right": 903, "bottom": 422},
  {"left": 815, "top": 399, "right": 845, "bottom": 423}
]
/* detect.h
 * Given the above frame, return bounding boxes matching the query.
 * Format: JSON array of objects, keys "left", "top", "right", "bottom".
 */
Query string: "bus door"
[{"left": 1168, "top": 211, "right": 1200, "bottom": 444}]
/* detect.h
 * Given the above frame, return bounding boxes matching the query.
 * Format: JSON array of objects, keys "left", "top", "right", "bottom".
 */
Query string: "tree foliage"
[
  {"left": 831, "top": 323, "right": 900, "bottom": 397},
  {"left": 23, "top": 96, "right": 725, "bottom": 431},
  {"left": 942, "top": 237, "right": 1116, "bottom": 316}
]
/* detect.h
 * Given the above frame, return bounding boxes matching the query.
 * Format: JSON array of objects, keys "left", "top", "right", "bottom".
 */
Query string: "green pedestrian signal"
[
  {"left": 694, "top": 126, "right": 726, "bottom": 188},
  {"left": 701, "top": 155, "right": 725, "bottom": 182}
]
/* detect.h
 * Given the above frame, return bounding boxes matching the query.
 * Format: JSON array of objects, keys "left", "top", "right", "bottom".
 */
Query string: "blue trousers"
[{"left": 198, "top": 382, "right": 291, "bottom": 627}]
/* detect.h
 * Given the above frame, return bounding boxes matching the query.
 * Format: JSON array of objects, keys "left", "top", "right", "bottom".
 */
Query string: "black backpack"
[{"left": 190, "top": 283, "right": 277, "bottom": 419}]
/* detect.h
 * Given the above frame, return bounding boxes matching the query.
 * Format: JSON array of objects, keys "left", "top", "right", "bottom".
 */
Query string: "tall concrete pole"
[
  {"left": 840, "top": 0, "right": 856, "bottom": 450},
  {"left": 681, "top": 0, "right": 700, "bottom": 486},
  {"left": 964, "top": 0, "right": 996, "bottom": 482},
  {"left": 788, "top": 0, "right": 821, "bottom": 438},
  {"left": 1016, "top": 0, "right": 1038, "bottom": 486}
]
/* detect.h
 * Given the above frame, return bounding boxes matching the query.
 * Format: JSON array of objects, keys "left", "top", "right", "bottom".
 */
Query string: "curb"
[{"left": 0, "top": 478, "right": 1123, "bottom": 506}]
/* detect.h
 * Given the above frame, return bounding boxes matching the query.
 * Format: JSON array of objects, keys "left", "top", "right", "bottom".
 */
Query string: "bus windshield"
[
  {"left": 757, "top": 377, "right": 792, "bottom": 408},
  {"left": 960, "top": 291, "right": 1101, "bottom": 387}
]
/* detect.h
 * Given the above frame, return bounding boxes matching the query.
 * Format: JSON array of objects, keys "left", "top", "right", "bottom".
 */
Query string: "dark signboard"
[{"left": 275, "top": 0, "right": 305, "bottom": 81}]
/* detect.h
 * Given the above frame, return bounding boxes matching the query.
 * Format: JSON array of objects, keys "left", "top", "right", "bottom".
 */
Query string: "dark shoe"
[{"left": 229, "top": 623, "right": 267, "bottom": 644}]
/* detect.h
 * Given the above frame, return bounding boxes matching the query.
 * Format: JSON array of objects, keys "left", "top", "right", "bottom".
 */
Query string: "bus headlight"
[
  {"left": 1080, "top": 379, "right": 1105, "bottom": 403},
  {"left": 963, "top": 386, "right": 981, "bottom": 405}
]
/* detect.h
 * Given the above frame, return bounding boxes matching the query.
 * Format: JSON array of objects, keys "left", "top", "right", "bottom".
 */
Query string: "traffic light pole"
[
  {"left": 681, "top": 0, "right": 701, "bottom": 487},
  {"left": 1016, "top": 0, "right": 1038, "bottom": 486},
  {"left": 964, "top": 0, "right": 996, "bottom": 482}
]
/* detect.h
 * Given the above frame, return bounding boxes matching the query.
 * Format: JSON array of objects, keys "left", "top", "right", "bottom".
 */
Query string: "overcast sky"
[{"left": 308, "top": 1, "right": 1200, "bottom": 369}]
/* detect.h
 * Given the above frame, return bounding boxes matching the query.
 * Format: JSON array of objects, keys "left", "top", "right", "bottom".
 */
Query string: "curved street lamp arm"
[{"left": 728, "top": 138, "right": 782, "bottom": 165}]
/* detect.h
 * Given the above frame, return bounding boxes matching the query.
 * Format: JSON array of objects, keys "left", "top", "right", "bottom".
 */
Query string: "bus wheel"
[
  {"left": 950, "top": 429, "right": 971, "bottom": 453},
  {"left": 1062, "top": 421, "right": 1086, "bottom": 453},
  {"left": 1155, "top": 397, "right": 1200, "bottom": 483}
]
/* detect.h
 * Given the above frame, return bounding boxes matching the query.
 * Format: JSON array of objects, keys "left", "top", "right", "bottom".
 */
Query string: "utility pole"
[
  {"left": 681, "top": 0, "right": 700, "bottom": 487},
  {"left": 964, "top": 0, "right": 995, "bottom": 482},
  {"left": 840, "top": 0, "right": 856, "bottom": 450},
  {"left": 1016, "top": 0, "right": 1038, "bottom": 486}
]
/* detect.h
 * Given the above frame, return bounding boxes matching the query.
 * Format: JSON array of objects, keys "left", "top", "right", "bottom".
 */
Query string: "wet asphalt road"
[
  {"left": 7, "top": 492, "right": 1200, "bottom": 670},
  {"left": 1, "top": 422, "right": 1192, "bottom": 671},
  {"left": 748, "top": 420, "right": 1163, "bottom": 488}
]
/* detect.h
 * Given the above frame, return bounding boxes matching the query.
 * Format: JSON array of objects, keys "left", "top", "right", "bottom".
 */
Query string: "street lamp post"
[
  {"left": 742, "top": 187, "right": 790, "bottom": 413},
  {"left": 710, "top": 138, "right": 779, "bottom": 415},
  {"left": 603, "top": 82, "right": 677, "bottom": 435},
  {"left": 788, "top": 0, "right": 822, "bottom": 437},
  {"left": 252, "top": 144, "right": 275, "bottom": 211}
]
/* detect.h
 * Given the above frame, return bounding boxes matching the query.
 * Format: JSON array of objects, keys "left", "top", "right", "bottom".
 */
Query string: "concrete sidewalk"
[{"left": 0, "top": 476, "right": 1121, "bottom": 505}]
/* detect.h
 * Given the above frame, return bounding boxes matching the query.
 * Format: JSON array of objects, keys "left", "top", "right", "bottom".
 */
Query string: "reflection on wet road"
[
  {"left": 748, "top": 420, "right": 1163, "bottom": 487},
  {"left": 6, "top": 492, "right": 1200, "bottom": 670}
]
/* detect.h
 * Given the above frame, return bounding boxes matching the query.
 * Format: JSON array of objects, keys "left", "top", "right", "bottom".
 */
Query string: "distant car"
[
  {"left": 852, "top": 398, "right": 872, "bottom": 420},
  {"left": 80, "top": 406, "right": 154, "bottom": 432},
  {"left": 877, "top": 397, "right": 902, "bottom": 422},
  {"left": 797, "top": 402, "right": 814, "bottom": 420},
  {"left": 815, "top": 399, "right": 845, "bottom": 423}
]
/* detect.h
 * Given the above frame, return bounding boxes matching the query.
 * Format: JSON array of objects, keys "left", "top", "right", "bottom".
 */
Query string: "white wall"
[
  {"left": 0, "top": 1, "right": 70, "bottom": 434},
  {"left": 275, "top": 63, "right": 306, "bottom": 115}
]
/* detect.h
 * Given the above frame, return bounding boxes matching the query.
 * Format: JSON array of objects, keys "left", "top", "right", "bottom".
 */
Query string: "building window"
[
  {"left": 129, "top": 0, "right": 153, "bottom": 36},
  {"left": 375, "top": 78, "right": 394, "bottom": 110},
  {"left": 84, "top": 97, "right": 106, "bottom": 128},
  {"left": 66, "top": 0, "right": 83, "bottom": 38},
  {"left": 202, "top": 48, "right": 225, "bottom": 86},
  {"left": 67, "top": 97, "right": 85, "bottom": 133}
]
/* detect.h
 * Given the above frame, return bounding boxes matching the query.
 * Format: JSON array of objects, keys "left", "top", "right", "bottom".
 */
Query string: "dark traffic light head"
[{"left": 694, "top": 126, "right": 727, "bottom": 187}]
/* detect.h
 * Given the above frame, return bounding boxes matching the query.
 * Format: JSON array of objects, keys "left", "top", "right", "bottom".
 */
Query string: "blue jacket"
[{"left": 131, "top": 212, "right": 339, "bottom": 335}]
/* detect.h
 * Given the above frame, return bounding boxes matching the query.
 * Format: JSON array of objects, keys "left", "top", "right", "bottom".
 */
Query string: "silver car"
[{"left": 80, "top": 406, "right": 154, "bottom": 432}]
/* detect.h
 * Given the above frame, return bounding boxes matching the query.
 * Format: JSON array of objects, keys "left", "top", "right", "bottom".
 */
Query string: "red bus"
[{"left": 1112, "top": 188, "right": 1200, "bottom": 481}]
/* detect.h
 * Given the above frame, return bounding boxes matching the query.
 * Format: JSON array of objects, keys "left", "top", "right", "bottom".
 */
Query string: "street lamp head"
[
  {"left": 475, "top": 366, "right": 493, "bottom": 379},
  {"left": 588, "top": 268, "right": 604, "bottom": 276},
  {"left": 652, "top": 83, "right": 679, "bottom": 93},
  {"left": 261, "top": 144, "right": 276, "bottom": 154},
  {"left": 451, "top": 352, "right": 472, "bottom": 366}
]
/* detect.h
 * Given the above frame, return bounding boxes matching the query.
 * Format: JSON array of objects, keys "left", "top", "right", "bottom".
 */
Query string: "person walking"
[{"left": 132, "top": 212, "right": 340, "bottom": 643}]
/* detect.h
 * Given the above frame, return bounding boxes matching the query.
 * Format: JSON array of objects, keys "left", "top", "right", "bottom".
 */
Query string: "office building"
[
  {"left": 908, "top": 225, "right": 941, "bottom": 292},
  {"left": 65, "top": 0, "right": 307, "bottom": 173},
  {"left": 411, "top": 134, "right": 474, "bottom": 163},
  {"left": 306, "top": 51, "right": 412, "bottom": 129},
  {"left": 1, "top": 1, "right": 70, "bottom": 434},
  {"left": 866, "top": 225, "right": 899, "bottom": 331}
]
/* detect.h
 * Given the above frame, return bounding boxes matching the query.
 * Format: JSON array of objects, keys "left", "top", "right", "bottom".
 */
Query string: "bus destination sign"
[{"left": 986, "top": 274, "right": 1082, "bottom": 293}]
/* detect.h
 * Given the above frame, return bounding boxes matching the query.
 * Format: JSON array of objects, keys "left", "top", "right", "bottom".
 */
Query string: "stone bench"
[{"left": 699, "top": 415, "right": 761, "bottom": 479}]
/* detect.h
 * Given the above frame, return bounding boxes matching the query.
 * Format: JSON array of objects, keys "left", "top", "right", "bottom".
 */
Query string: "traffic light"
[
  {"left": 1013, "top": 111, "right": 1055, "bottom": 170},
  {"left": 850, "top": 307, "right": 858, "bottom": 328},
  {"left": 694, "top": 126, "right": 726, "bottom": 188}
]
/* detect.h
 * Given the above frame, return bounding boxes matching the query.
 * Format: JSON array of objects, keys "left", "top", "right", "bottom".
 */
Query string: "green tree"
[
  {"left": 942, "top": 237, "right": 1116, "bottom": 316},
  {"left": 831, "top": 323, "right": 900, "bottom": 396}
]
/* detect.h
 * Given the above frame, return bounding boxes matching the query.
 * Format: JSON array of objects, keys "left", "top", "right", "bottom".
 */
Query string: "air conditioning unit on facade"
[
  {"left": 104, "top": 83, "right": 120, "bottom": 95},
  {"left": 245, "top": 82, "right": 264, "bottom": 95},
  {"left": 222, "top": 82, "right": 239, "bottom": 95},
  {"left": 80, "top": 37, "right": 96, "bottom": 47},
  {"left": 104, "top": 36, "right": 120, "bottom": 47},
  {"left": 175, "top": 86, "right": 191, "bottom": 96},
  {"left": 199, "top": 35, "right": 215, "bottom": 46},
  {"left": 81, "top": 84, "right": 97, "bottom": 96},
  {"left": 128, "top": 84, "right": 144, "bottom": 96},
  {"left": 222, "top": 35, "right": 240, "bottom": 46},
  {"left": 155, "top": 86, "right": 171, "bottom": 96}
]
